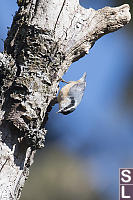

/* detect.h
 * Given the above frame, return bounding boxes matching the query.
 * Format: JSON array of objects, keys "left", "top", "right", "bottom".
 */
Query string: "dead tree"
[{"left": 0, "top": 0, "right": 131, "bottom": 199}]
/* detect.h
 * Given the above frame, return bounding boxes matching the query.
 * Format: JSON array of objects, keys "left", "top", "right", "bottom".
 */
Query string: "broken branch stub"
[{"left": 29, "top": 2, "right": 131, "bottom": 62}]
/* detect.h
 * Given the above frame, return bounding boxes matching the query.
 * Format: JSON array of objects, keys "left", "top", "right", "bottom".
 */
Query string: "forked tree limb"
[{"left": 0, "top": 1, "right": 131, "bottom": 199}]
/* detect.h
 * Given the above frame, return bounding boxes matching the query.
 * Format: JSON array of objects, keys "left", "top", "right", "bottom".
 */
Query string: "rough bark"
[{"left": 0, "top": 0, "right": 131, "bottom": 199}]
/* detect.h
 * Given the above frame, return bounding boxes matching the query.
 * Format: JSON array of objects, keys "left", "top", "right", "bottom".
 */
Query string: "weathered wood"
[{"left": 0, "top": 0, "right": 131, "bottom": 199}]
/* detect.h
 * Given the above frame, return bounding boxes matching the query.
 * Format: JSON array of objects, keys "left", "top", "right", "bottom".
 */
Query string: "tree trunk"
[{"left": 0, "top": 1, "right": 131, "bottom": 199}]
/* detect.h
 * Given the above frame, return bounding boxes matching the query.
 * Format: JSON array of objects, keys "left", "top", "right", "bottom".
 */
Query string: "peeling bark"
[{"left": 0, "top": 0, "right": 131, "bottom": 199}]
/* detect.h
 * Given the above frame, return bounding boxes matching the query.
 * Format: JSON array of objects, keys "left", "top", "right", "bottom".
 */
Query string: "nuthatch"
[{"left": 57, "top": 72, "right": 86, "bottom": 115}]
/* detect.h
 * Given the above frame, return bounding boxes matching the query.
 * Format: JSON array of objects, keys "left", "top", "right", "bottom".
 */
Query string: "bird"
[{"left": 57, "top": 72, "right": 86, "bottom": 115}]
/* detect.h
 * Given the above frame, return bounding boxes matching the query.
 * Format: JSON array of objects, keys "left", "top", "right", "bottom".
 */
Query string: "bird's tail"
[{"left": 80, "top": 72, "right": 87, "bottom": 81}]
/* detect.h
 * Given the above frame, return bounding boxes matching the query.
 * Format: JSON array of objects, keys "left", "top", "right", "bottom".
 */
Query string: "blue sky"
[{"left": 1, "top": 1, "right": 133, "bottom": 199}]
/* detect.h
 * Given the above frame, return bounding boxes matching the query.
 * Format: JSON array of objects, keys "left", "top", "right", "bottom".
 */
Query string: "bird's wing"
[{"left": 68, "top": 82, "right": 86, "bottom": 106}]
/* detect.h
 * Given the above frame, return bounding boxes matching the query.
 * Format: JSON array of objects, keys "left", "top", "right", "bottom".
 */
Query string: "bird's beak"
[{"left": 56, "top": 109, "right": 62, "bottom": 113}]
